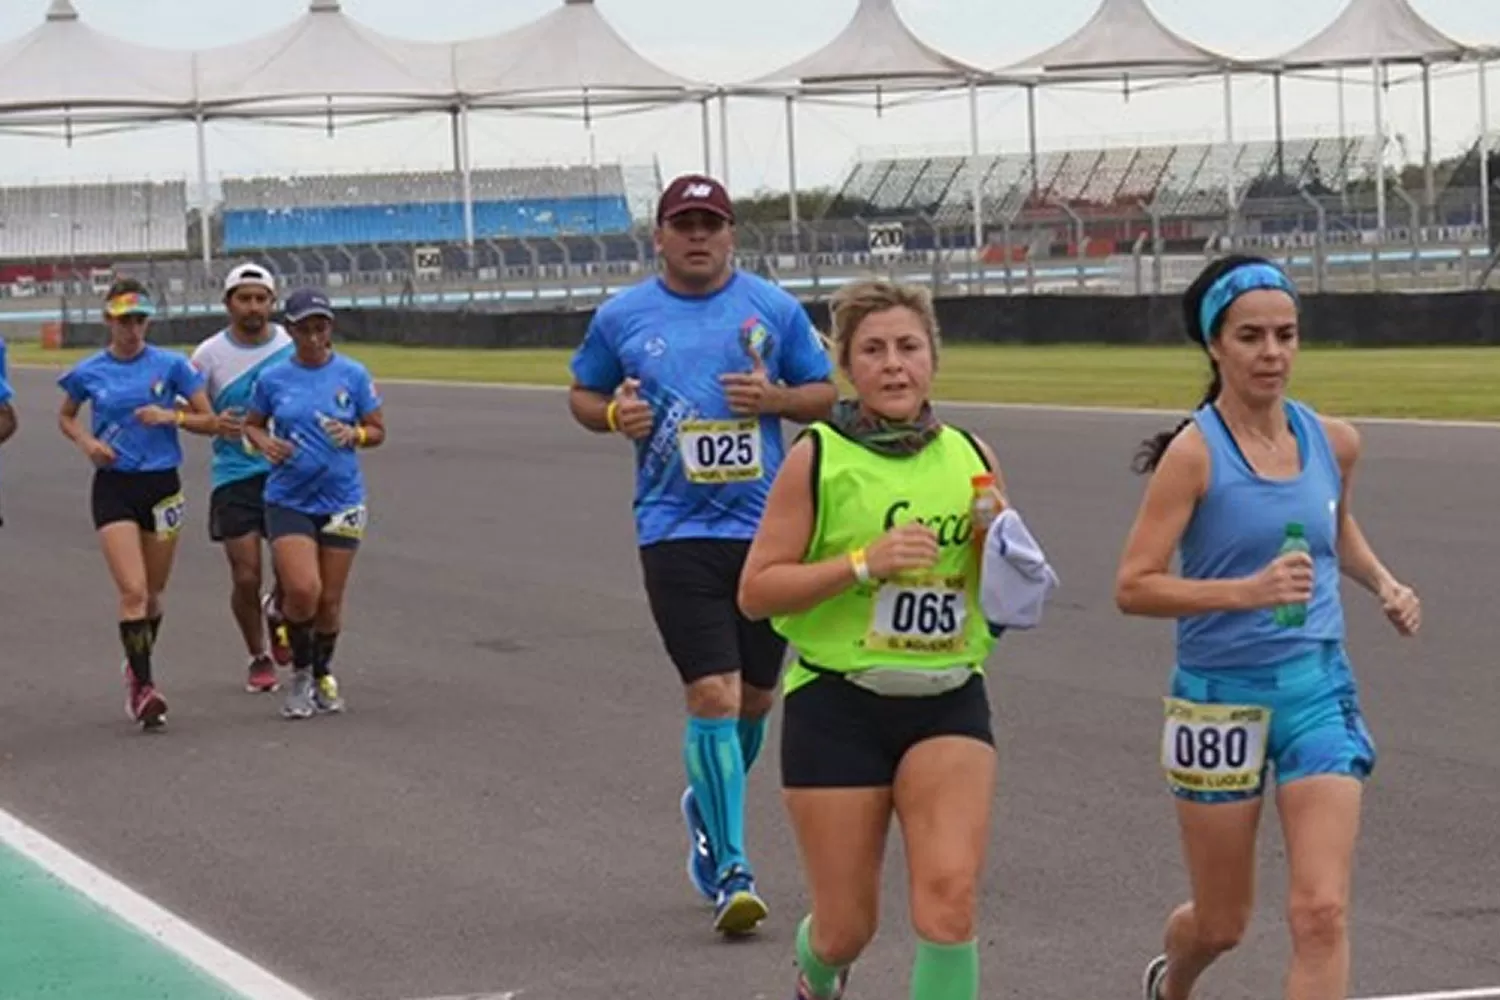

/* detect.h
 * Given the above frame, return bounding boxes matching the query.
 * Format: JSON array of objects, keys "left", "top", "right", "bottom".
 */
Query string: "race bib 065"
[
  {"left": 865, "top": 573, "right": 969, "bottom": 654},
  {"left": 151, "top": 492, "right": 186, "bottom": 538},
  {"left": 678, "top": 419, "right": 763, "bottom": 484},
  {"left": 1161, "top": 698, "right": 1271, "bottom": 794}
]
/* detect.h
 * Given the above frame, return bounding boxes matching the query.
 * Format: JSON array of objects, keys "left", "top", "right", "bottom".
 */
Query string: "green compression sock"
[
  {"left": 910, "top": 937, "right": 978, "bottom": 1000},
  {"left": 796, "top": 915, "right": 848, "bottom": 999}
]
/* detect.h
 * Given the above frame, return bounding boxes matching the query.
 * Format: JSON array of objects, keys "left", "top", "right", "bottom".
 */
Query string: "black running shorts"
[
  {"left": 90, "top": 469, "right": 185, "bottom": 535},
  {"left": 209, "top": 473, "right": 269, "bottom": 543},
  {"left": 780, "top": 672, "right": 995, "bottom": 788},
  {"left": 638, "top": 538, "right": 788, "bottom": 690}
]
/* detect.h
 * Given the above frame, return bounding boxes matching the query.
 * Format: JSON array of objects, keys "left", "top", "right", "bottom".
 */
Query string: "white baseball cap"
[{"left": 224, "top": 262, "right": 277, "bottom": 296}]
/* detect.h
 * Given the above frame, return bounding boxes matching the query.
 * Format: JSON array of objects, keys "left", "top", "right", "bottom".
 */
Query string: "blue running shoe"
[
  {"left": 680, "top": 786, "right": 717, "bottom": 901},
  {"left": 713, "top": 865, "right": 768, "bottom": 936}
]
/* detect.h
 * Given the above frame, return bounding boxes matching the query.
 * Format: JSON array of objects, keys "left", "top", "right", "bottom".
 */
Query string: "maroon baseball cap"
[{"left": 656, "top": 174, "right": 735, "bottom": 225}]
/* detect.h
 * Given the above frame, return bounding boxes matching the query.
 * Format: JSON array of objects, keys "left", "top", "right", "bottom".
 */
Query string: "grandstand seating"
[
  {"left": 221, "top": 166, "right": 635, "bottom": 251},
  {"left": 0, "top": 181, "right": 188, "bottom": 259}
]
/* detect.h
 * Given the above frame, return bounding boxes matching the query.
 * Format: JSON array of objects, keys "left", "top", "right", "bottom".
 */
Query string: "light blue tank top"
[{"left": 1176, "top": 399, "right": 1345, "bottom": 669}]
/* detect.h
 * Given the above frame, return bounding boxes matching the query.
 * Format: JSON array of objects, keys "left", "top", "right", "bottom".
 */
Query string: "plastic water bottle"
[
  {"left": 1272, "top": 522, "right": 1310, "bottom": 628},
  {"left": 970, "top": 473, "right": 1003, "bottom": 556}
]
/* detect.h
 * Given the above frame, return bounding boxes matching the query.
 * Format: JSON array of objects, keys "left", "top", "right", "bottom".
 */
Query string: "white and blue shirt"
[{"left": 190, "top": 324, "right": 294, "bottom": 490}]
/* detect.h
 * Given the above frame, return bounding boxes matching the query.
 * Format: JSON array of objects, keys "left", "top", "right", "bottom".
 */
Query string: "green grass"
[{"left": 9, "top": 342, "right": 1498, "bottom": 422}]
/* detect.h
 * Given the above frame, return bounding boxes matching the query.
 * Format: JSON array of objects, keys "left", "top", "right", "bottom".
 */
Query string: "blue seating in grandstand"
[{"left": 223, "top": 195, "right": 633, "bottom": 252}]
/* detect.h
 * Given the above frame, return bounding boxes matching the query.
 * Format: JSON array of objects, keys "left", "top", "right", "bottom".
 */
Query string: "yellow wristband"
[
  {"left": 605, "top": 400, "right": 620, "bottom": 432},
  {"left": 849, "top": 547, "right": 871, "bottom": 584},
  {"left": 356, "top": 425, "right": 368, "bottom": 448},
  {"left": 176, "top": 409, "right": 187, "bottom": 427}
]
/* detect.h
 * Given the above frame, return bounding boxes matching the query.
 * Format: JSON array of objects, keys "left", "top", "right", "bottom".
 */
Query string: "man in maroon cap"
[{"left": 568, "top": 173, "right": 836, "bottom": 937}]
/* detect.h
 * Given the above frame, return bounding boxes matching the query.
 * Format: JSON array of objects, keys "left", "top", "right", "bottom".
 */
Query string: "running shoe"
[
  {"left": 680, "top": 787, "right": 717, "bottom": 901},
  {"left": 1143, "top": 954, "right": 1168, "bottom": 1000},
  {"left": 246, "top": 654, "right": 279, "bottom": 694},
  {"left": 123, "top": 661, "right": 167, "bottom": 730},
  {"left": 262, "top": 593, "right": 292, "bottom": 667},
  {"left": 795, "top": 969, "right": 849, "bottom": 1000},
  {"left": 713, "top": 865, "right": 769, "bottom": 936},
  {"left": 313, "top": 674, "right": 345, "bottom": 714},
  {"left": 281, "top": 669, "right": 315, "bottom": 720}
]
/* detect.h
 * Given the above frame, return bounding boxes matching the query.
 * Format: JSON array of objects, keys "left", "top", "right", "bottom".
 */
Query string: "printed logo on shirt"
[
  {"left": 739, "top": 317, "right": 772, "bottom": 361},
  {"left": 334, "top": 388, "right": 351, "bottom": 409},
  {"left": 151, "top": 378, "right": 168, "bottom": 399}
]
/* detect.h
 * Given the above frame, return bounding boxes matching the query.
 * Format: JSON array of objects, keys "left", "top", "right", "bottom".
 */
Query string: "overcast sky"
[{"left": 0, "top": 0, "right": 1493, "bottom": 201}]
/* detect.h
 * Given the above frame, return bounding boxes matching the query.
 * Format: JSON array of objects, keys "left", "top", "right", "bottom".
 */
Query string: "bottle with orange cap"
[{"left": 970, "top": 472, "right": 1004, "bottom": 557}]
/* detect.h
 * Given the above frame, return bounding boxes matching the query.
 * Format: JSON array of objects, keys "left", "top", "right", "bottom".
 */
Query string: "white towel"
[{"left": 980, "top": 508, "right": 1060, "bottom": 630}]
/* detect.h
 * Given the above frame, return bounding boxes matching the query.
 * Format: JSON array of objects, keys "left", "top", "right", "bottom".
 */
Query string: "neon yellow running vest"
[{"left": 773, "top": 422, "right": 999, "bottom": 696}]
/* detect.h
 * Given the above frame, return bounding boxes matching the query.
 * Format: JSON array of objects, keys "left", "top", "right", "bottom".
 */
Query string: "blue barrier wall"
[{"left": 223, "top": 195, "right": 634, "bottom": 250}]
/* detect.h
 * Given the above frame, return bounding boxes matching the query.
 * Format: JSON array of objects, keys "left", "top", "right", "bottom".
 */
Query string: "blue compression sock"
[
  {"left": 683, "top": 716, "right": 748, "bottom": 880},
  {"left": 738, "top": 715, "right": 768, "bottom": 773}
]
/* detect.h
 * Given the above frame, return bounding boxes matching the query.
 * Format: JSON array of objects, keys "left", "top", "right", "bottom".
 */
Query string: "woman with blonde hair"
[{"left": 740, "top": 279, "right": 1053, "bottom": 1000}]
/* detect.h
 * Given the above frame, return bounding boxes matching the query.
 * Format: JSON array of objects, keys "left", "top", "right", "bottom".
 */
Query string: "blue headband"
[{"left": 1197, "top": 263, "right": 1299, "bottom": 343}]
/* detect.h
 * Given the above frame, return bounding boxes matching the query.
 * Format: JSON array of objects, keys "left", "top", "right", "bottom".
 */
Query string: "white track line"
[
  {"left": 361, "top": 376, "right": 1500, "bottom": 431},
  {"left": 1351, "top": 989, "right": 1500, "bottom": 1000},
  {"left": 13, "top": 363, "right": 1500, "bottom": 430},
  {"left": 0, "top": 805, "right": 320, "bottom": 1000}
]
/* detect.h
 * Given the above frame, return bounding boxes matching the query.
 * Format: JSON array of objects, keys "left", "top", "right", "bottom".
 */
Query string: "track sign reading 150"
[{"left": 868, "top": 223, "right": 905, "bottom": 257}]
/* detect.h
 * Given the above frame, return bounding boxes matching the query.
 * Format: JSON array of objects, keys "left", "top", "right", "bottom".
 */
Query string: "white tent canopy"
[
  {"left": 999, "top": 0, "right": 1233, "bottom": 77},
  {"left": 193, "top": 0, "right": 455, "bottom": 109},
  {"left": 1270, "top": 0, "right": 1474, "bottom": 68},
  {"left": 747, "top": 0, "right": 980, "bottom": 91},
  {"left": 456, "top": 0, "right": 703, "bottom": 104},
  {"left": 0, "top": 0, "right": 194, "bottom": 112}
]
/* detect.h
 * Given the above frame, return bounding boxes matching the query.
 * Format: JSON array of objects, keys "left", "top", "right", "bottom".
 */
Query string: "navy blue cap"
[{"left": 284, "top": 288, "right": 334, "bottom": 324}]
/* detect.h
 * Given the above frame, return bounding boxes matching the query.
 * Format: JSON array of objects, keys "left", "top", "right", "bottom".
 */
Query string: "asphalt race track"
[{"left": 0, "top": 366, "right": 1497, "bottom": 1000}]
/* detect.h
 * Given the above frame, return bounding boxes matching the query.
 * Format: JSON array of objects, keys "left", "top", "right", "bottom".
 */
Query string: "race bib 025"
[
  {"left": 678, "top": 419, "right": 763, "bottom": 484},
  {"left": 865, "top": 573, "right": 969, "bottom": 654},
  {"left": 1161, "top": 698, "right": 1271, "bottom": 794}
]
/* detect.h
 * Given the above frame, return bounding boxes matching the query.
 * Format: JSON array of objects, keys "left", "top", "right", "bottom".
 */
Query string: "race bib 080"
[
  {"left": 322, "top": 504, "right": 368, "bottom": 540},
  {"left": 151, "top": 492, "right": 186, "bottom": 538},
  {"left": 1161, "top": 698, "right": 1271, "bottom": 794},
  {"left": 865, "top": 573, "right": 969, "bottom": 654},
  {"left": 678, "top": 419, "right": 763, "bottom": 484}
]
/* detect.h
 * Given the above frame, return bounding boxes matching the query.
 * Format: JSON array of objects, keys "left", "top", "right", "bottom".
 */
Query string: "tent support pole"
[
  {"left": 1374, "top": 59, "right": 1387, "bottom": 236},
  {"left": 195, "top": 112, "right": 212, "bottom": 275},
  {"left": 700, "top": 98, "right": 711, "bottom": 174},
  {"left": 1274, "top": 71, "right": 1284, "bottom": 180},
  {"left": 1223, "top": 71, "right": 1236, "bottom": 237},
  {"left": 1481, "top": 61, "right": 1491, "bottom": 241},
  {"left": 718, "top": 90, "right": 730, "bottom": 186},
  {"left": 969, "top": 78, "right": 983, "bottom": 261},
  {"left": 1423, "top": 62, "right": 1435, "bottom": 225},
  {"left": 1026, "top": 84, "right": 1038, "bottom": 199},
  {"left": 785, "top": 95, "right": 799, "bottom": 255},
  {"left": 460, "top": 102, "right": 475, "bottom": 251}
]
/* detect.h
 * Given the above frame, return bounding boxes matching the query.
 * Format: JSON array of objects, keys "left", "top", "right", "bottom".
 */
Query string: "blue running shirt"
[
  {"left": 1176, "top": 399, "right": 1347, "bottom": 669},
  {"left": 0, "top": 337, "right": 12, "bottom": 409},
  {"left": 57, "top": 346, "right": 206, "bottom": 473},
  {"left": 190, "top": 324, "right": 294, "bottom": 490},
  {"left": 570, "top": 271, "right": 834, "bottom": 546},
  {"left": 249, "top": 354, "right": 381, "bottom": 516}
]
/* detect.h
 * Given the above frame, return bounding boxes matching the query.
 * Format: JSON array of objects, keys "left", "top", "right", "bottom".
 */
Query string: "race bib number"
[
  {"left": 322, "top": 505, "right": 368, "bottom": 540},
  {"left": 865, "top": 573, "right": 969, "bottom": 654},
  {"left": 1161, "top": 698, "right": 1271, "bottom": 794},
  {"left": 678, "top": 419, "right": 763, "bottom": 484},
  {"left": 152, "top": 492, "right": 186, "bottom": 538}
]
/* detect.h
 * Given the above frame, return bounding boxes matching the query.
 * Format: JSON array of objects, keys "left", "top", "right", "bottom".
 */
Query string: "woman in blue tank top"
[{"left": 1114, "top": 256, "right": 1421, "bottom": 1000}]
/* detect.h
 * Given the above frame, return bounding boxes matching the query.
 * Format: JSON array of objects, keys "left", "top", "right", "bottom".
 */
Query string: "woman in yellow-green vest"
[{"left": 738, "top": 279, "right": 1007, "bottom": 1000}]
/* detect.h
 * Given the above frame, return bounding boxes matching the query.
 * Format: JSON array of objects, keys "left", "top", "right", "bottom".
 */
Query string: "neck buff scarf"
[{"left": 827, "top": 397, "right": 943, "bottom": 457}]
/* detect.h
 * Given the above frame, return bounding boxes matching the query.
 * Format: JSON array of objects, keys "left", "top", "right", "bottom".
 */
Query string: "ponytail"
[
  {"left": 1131, "top": 363, "right": 1221, "bottom": 474},
  {"left": 1130, "top": 252, "right": 1272, "bottom": 476}
]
